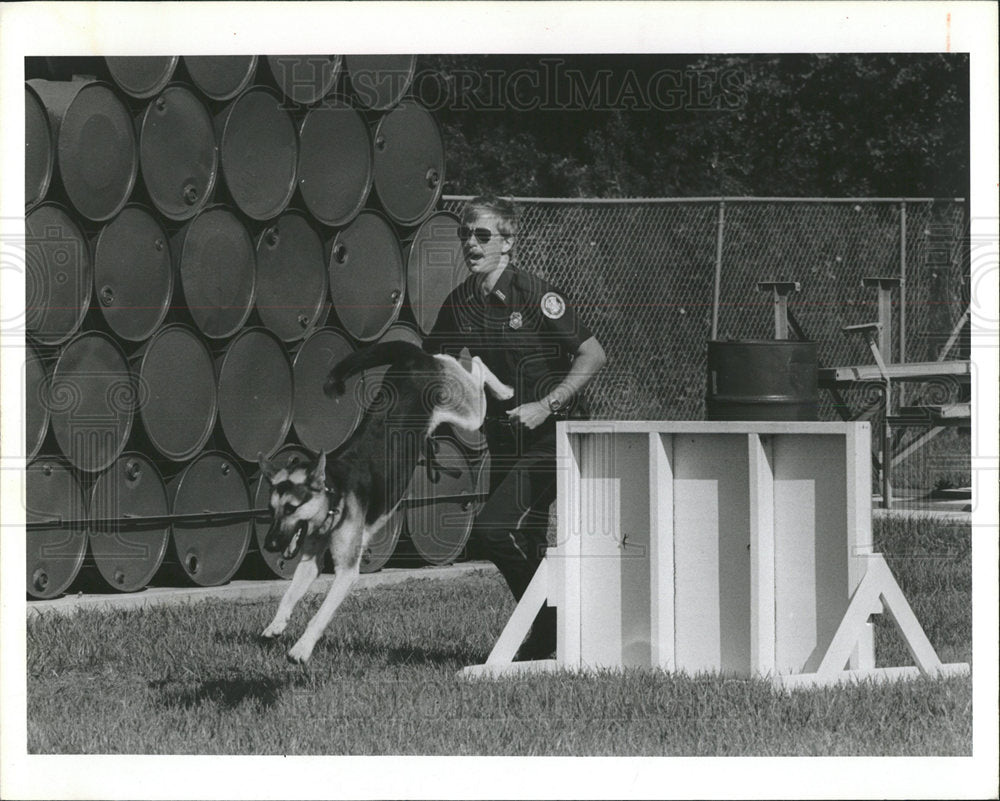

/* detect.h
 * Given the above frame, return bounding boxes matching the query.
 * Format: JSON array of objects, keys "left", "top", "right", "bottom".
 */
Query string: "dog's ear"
[
  {"left": 258, "top": 452, "right": 280, "bottom": 482},
  {"left": 309, "top": 451, "right": 327, "bottom": 490}
]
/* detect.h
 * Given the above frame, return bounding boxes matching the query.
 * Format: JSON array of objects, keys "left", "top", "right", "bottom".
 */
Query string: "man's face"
[{"left": 459, "top": 211, "right": 512, "bottom": 277}]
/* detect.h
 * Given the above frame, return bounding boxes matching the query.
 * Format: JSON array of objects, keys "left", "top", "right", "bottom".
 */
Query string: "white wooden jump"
[{"left": 462, "top": 421, "right": 969, "bottom": 688}]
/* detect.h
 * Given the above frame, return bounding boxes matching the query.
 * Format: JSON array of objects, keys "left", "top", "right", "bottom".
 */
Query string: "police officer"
[{"left": 424, "top": 195, "right": 606, "bottom": 659}]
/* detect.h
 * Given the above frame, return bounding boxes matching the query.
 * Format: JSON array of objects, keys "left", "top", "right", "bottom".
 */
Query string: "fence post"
[{"left": 711, "top": 200, "right": 726, "bottom": 340}]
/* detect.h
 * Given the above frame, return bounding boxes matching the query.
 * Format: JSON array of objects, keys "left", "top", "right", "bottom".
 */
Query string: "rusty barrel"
[
  {"left": 345, "top": 55, "right": 416, "bottom": 111},
  {"left": 25, "top": 202, "right": 92, "bottom": 346},
  {"left": 27, "top": 78, "right": 137, "bottom": 222},
  {"left": 405, "top": 435, "right": 478, "bottom": 566},
  {"left": 255, "top": 210, "right": 329, "bottom": 342},
  {"left": 183, "top": 55, "right": 258, "bottom": 102},
  {"left": 166, "top": 451, "right": 252, "bottom": 586},
  {"left": 404, "top": 210, "right": 465, "bottom": 336},
  {"left": 371, "top": 99, "right": 444, "bottom": 227},
  {"left": 26, "top": 341, "right": 52, "bottom": 461},
  {"left": 266, "top": 55, "right": 342, "bottom": 106},
  {"left": 297, "top": 100, "right": 373, "bottom": 227},
  {"left": 105, "top": 56, "right": 179, "bottom": 99},
  {"left": 215, "top": 86, "right": 297, "bottom": 220},
  {"left": 88, "top": 452, "right": 170, "bottom": 592},
  {"left": 132, "top": 323, "right": 217, "bottom": 462},
  {"left": 49, "top": 330, "right": 134, "bottom": 473},
  {"left": 328, "top": 210, "right": 404, "bottom": 342},
  {"left": 171, "top": 204, "right": 256, "bottom": 340},
  {"left": 137, "top": 83, "right": 218, "bottom": 221},
  {"left": 706, "top": 340, "right": 819, "bottom": 421},
  {"left": 91, "top": 204, "right": 173, "bottom": 342},
  {"left": 26, "top": 457, "right": 88, "bottom": 599},
  {"left": 25, "top": 83, "right": 54, "bottom": 210},
  {"left": 216, "top": 327, "right": 294, "bottom": 462},
  {"left": 292, "top": 327, "right": 363, "bottom": 454},
  {"left": 249, "top": 444, "right": 311, "bottom": 579}
]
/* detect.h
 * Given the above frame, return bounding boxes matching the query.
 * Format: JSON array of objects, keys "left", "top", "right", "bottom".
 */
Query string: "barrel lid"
[
  {"left": 217, "top": 328, "right": 294, "bottom": 462},
  {"left": 404, "top": 211, "right": 465, "bottom": 335},
  {"left": 168, "top": 450, "right": 251, "bottom": 587},
  {"left": 292, "top": 327, "right": 363, "bottom": 453},
  {"left": 56, "top": 81, "right": 138, "bottom": 221},
  {"left": 25, "top": 83, "right": 54, "bottom": 210},
  {"left": 93, "top": 205, "right": 173, "bottom": 342},
  {"left": 217, "top": 86, "right": 298, "bottom": 220},
  {"left": 50, "top": 330, "right": 134, "bottom": 473},
  {"left": 267, "top": 55, "right": 343, "bottom": 106},
  {"left": 328, "top": 210, "right": 404, "bottom": 342},
  {"left": 139, "top": 84, "right": 218, "bottom": 221},
  {"left": 88, "top": 451, "right": 170, "bottom": 591},
  {"left": 26, "top": 457, "right": 88, "bottom": 599},
  {"left": 105, "top": 56, "right": 179, "bottom": 99},
  {"left": 372, "top": 100, "right": 444, "bottom": 227},
  {"left": 25, "top": 203, "right": 92, "bottom": 346},
  {"left": 136, "top": 323, "right": 218, "bottom": 461},
  {"left": 174, "top": 205, "right": 255, "bottom": 339},
  {"left": 297, "top": 101, "right": 373, "bottom": 227},
  {"left": 405, "top": 436, "right": 476, "bottom": 565},
  {"left": 255, "top": 211, "right": 328, "bottom": 342},
  {"left": 183, "top": 55, "right": 258, "bottom": 102},
  {"left": 25, "top": 341, "right": 51, "bottom": 461},
  {"left": 345, "top": 55, "right": 417, "bottom": 111}
]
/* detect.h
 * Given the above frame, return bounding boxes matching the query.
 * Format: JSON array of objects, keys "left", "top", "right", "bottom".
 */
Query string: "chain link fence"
[{"left": 443, "top": 196, "right": 970, "bottom": 490}]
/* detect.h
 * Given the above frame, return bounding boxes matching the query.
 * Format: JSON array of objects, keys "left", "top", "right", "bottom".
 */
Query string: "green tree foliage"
[{"left": 418, "top": 54, "right": 968, "bottom": 198}]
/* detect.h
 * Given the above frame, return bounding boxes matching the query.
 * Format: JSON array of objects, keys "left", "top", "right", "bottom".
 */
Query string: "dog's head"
[{"left": 258, "top": 451, "right": 331, "bottom": 560}]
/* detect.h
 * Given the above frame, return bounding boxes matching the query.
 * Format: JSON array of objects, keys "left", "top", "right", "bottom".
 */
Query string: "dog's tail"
[{"left": 324, "top": 341, "right": 429, "bottom": 396}]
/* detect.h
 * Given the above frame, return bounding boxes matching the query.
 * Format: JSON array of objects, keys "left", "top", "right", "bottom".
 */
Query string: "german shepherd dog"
[{"left": 258, "top": 341, "right": 513, "bottom": 664}]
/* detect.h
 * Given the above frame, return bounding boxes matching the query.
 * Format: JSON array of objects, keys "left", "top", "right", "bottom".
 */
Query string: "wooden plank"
[
  {"left": 483, "top": 559, "right": 549, "bottom": 666},
  {"left": 648, "top": 432, "right": 675, "bottom": 671},
  {"left": 818, "top": 360, "right": 970, "bottom": 386},
  {"left": 748, "top": 433, "right": 775, "bottom": 676},
  {"left": 774, "top": 663, "right": 969, "bottom": 691},
  {"left": 555, "top": 425, "right": 582, "bottom": 667},
  {"left": 845, "top": 424, "right": 875, "bottom": 670}
]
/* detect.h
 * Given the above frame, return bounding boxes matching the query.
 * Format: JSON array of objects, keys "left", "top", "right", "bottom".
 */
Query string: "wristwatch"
[{"left": 546, "top": 396, "right": 563, "bottom": 414}]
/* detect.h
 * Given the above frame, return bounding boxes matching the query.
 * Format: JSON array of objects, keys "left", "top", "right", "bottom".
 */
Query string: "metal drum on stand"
[
  {"left": 49, "top": 330, "right": 134, "bottom": 474},
  {"left": 166, "top": 451, "right": 252, "bottom": 586},
  {"left": 345, "top": 55, "right": 416, "bottom": 111},
  {"left": 91, "top": 205, "right": 173, "bottom": 342},
  {"left": 26, "top": 457, "right": 87, "bottom": 599},
  {"left": 25, "top": 341, "right": 52, "bottom": 461},
  {"left": 297, "top": 100, "right": 373, "bottom": 227},
  {"left": 171, "top": 204, "right": 256, "bottom": 340},
  {"left": 404, "top": 210, "right": 465, "bottom": 336},
  {"left": 105, "top": 56, "right": 179, "bottom": 100},
  {"left": 88, "top": 452, "right": 170, "bottom": 592},
  {"left": 405, "top": 435, "right": 478, "bottom": 566},
  {"left": 183, "top": 56, "right": 258, "bottom": 102},
  {"left": 215, "top": 86, "right": 298, "bottom": 220},
  {"left": 328, "top": 210, "right": 404, "bottom": 342},
  {"left": 216, "top": 327, "right": 294, "bottom": 462},
  {"left": 266, "top": 55, "right": 342, "bottom": 106},
  {"left": 254, "top": 210, "right": 329, "bottom": 342},
  {"left": 132, "top": 324, "right": 217, "bottom": 462},
  {"left": 292, "top": 327, "right": 363, "bottom": 454},
  {"left": 371, "top": 99, "right": 444, "bottom": 227},
  {"left": 137, "top": 84, "right": 218, "bottom": 221},
  {"left": 27, "top": 78, "right": 138, "bottom": 222},
  {"left": 25, "top": 83, "right": 54, "bottom": 210},
  {"left": 706, "top": 340, "right": 819, "bottom": 421},
  {"left": 25, "top": 203, "right": 92, "bottom": 346},
  {"left": 249, "top": 444, "right": 311, "bottom": 579}
]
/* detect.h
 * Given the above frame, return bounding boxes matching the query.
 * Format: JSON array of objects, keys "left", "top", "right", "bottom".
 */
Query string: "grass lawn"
[{"left": 26, "top": 515, "right": 971, "bottom": 755}]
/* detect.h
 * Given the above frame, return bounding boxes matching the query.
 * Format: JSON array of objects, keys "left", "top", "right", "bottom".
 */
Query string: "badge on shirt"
[
  {"left": 508, "top": 311, "right": 523, "bottom": 329},
  {"left": 541, "top": 292, "right": 566, "bottom": 320}
]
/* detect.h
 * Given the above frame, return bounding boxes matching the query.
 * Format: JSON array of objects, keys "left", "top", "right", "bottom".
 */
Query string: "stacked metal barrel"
[{"left": 25, "top": 55, "right": 487, "bottom": 599}]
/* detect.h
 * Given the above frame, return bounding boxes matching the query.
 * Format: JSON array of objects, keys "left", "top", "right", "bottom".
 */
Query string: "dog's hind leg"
[
  {"left": 261, "top": 552, "right": 322, "bottom": 639},
  {"left": 286, "top": 496, "right": 366, "bottom": 664}
]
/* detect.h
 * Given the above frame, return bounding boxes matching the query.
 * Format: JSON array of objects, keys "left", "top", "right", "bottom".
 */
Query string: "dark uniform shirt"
[{"left": 423, "top": 265, "right": 592, "bottom": 419}]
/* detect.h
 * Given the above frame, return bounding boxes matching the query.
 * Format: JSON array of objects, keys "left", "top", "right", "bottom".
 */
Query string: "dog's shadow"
[{"left": 151, "top": 673, "right": 291, "bottom": 712}]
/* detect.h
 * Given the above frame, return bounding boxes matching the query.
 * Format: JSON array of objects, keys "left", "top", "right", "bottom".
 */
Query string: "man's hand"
[{"left": 506, "top": 401, "right": 551, "bottom": 430}]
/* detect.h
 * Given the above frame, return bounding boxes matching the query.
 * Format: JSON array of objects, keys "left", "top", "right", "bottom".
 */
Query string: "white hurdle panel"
[{"left": 462, "top": 421, "right": 969, "bottom": 687}]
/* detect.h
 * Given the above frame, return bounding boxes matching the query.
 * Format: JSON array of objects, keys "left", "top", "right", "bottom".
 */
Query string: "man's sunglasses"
[{"left": 457, "top": 225, "right": 495, "bottom": 245}]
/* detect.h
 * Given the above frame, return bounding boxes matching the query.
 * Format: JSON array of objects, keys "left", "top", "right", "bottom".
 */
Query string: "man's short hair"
[{"left": 461, "top": 194, "right": 518, "bottom": 240}]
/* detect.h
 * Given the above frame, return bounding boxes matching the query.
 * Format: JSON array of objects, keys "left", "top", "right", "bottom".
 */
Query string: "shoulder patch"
[{"left": 541, "top": 292, "right": 566, "bottom": 320}]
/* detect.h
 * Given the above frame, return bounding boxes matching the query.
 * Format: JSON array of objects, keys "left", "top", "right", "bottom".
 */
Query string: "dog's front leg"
[
  {"left": 261, "top": 554, "right": 321, "bottom": 639},
  {"left": 286, "top": 562, "right": 360, "bottom": 664}
]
